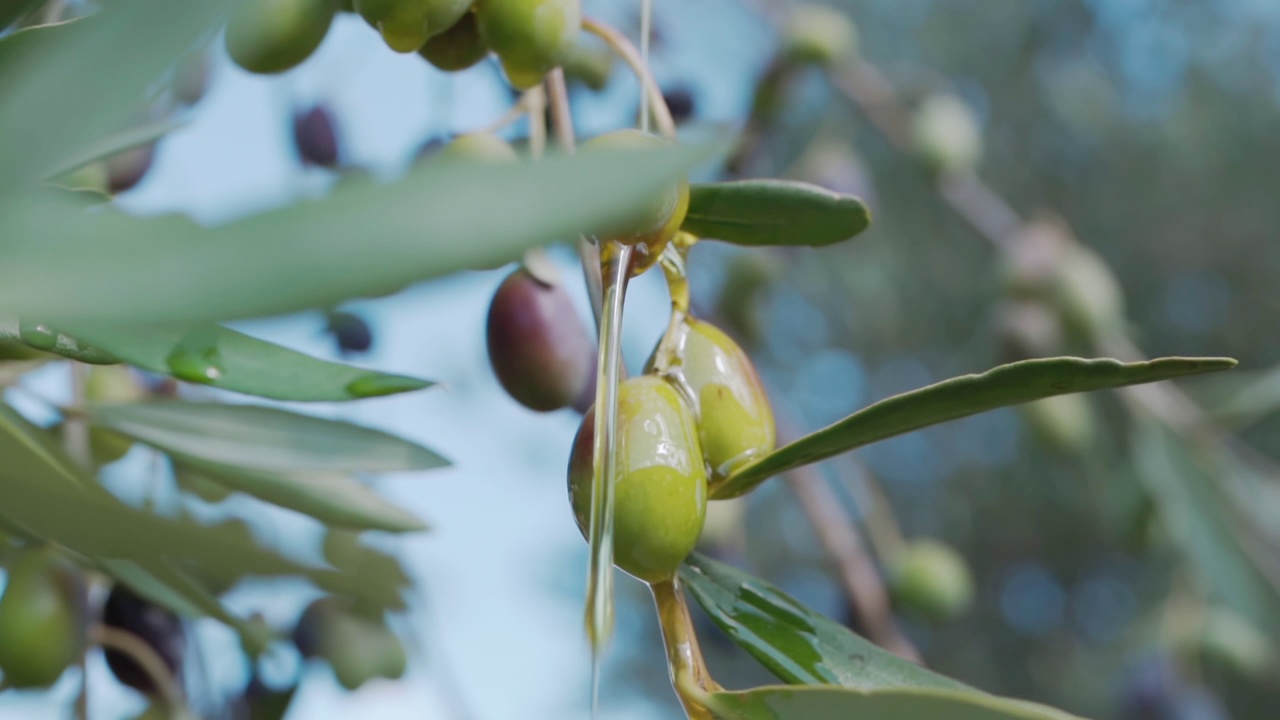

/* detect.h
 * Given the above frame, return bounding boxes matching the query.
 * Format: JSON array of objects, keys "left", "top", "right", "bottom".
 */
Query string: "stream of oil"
[
  {"left": 588, "top": 4, "right": 654, "bottom": 716},
  {"left": 586, "top": 243, "right": 634, "bottom": 717}
]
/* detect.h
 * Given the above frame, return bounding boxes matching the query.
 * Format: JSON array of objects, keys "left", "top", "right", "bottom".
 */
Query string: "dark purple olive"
[
  {"left": 662, "top": 86, "right": 695, "bottom": 124},
  {"left": 106, "top": 143, "right": 156, "bottom": 194},
  {"left": 326, "top": 311, "right": 373, "bottom": 354},
  {"left": 103, "top": 585, "right": 185, "bottom": 695},
  {"left": 486, "top": 267, "right": 595, "bottom": 412},
  {"left": 292, "top": 104, "right": 340, "bottom": 168}
]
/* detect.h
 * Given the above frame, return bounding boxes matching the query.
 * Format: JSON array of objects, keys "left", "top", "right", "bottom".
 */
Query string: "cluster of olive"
[
  {"left": 225, "top": 0, "right": 579, "bottom": 86},
  {"left": 0, "top": 547, "right": 184, "bottom": 703},
  {"left": 480, "top": 131, "right": 778, "bottom": 587}
]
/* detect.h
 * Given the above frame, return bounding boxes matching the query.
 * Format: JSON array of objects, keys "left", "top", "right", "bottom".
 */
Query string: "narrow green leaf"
[
  {"left": 0, "top": 0, "right": 42, "bottom": 29},
  {"left": 681, "top": 180, "right": 871, "bottom": 247},
  {"left": 0, "top": 144, "right": 715, "bottom": 325},
  {"left": 681, "top": 553, "right": 960, "bottom": 690},
  {"left": 169, "top": 456, "right": 428, "bottom": 533},
  {"left": 45, "top": 323, "right": 432, "bottom": 402},
  {"left": 87, "top": 401, "right": 448, "bottom": 472},
  {"left": 682, "top": 555, "right": 1085, "bottom": 720},
  {"left": 714, "top": 356, "right": 1237, "bottom": 499},
  {"left": 97, "top": 558, "right": 213, "bottom": 619},
  {"left": 704, "top": 686, "right": 1085, "bottom": 720},
  {"left": 0, "top": 0, "right": 224, "bottom": 199},
  {"left": 46, "top": 116, "right": 185, "bottom": 180}
]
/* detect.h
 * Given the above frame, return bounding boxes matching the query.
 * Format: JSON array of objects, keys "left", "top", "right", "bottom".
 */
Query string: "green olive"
[
  {"left": 419, "top": 11, "right": 488, "bottom": 72},
  {"left": 568, "top": 376, "right": 707, "bottom": 583},
  {"left": 436, "top": 132, "right": 519, "bottom": 162},
  {"left": 356, "top": 0, "right": 471, "bottom": 53},
  {"left": 225, "top": 0, "right": 336, "bottom": 75},
  {"left": 293, "top": 598, "right": 406, "bottom": 690},
  {"left": 0, "top": 548, "right": 85, "bottom": 688},
  {"left": 782, "top": 5, "right": 858, "bottom": 66},
  {"left": 911, "top": 92, "right": 983, "bottom": 174},
  {"left": 658, "top": 319, "right": 774, "bottom": 482},
  {"left": 475, "top": 0, "right": 580, "bottom": 90},
  {"left": 580, "top": 130, "right": 689, "bottom": 270},
  {"left": 888, "top": 540, "right": 974, "bottom": 622}
]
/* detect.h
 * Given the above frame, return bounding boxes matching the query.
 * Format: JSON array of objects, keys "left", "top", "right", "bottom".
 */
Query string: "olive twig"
[
  {"left": 89, "top": 624, "right": 185, "bottom": 711},
  {"left": 651, "top": 578, "right": 719, "bottom": 720},
  {"left": 474, "top": 89, "right": 536, "bottom": 136},
  {"left": 545, "top": 69, "right": 606, "bottom": 327},
  {"left": 581, "top": 18, "right": 677, "bottom": 139},
  {"left": 525, "top": 86, "right": 547, "bottom": 159},
  {"left": 785, "top": 459, "right": 920, "bottom": 662}
]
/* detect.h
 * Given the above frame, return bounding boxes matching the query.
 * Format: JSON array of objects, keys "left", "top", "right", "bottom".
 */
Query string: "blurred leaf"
[
  {"left": 704, "top": 686, "right": 1085, "bottom": 720},
  {"left": 87, "top": 401, "right": 447, "bottom": 472},
  {"left": 0, "top": 402, "right": 314, "bottom": 577},
  {"left": 681, "top": 180, "right": 871, "bottom": 247},
  {"left": 0, "top": 0, "right": 225, "bottom": 199},
  {"left": 46, "top": 116, "right": 185, "bottom": 180},
  {"left": 0, "top": 144, "right": 715, "bottom": 325},
  {"left": 49, "top": 323, "right": 432, "bottom": 401},
  {"left": 169, "top": 456, "right": 428, "bottom": 533},
  {"left": 681, "top": 553, "right": 961, "bottom": 690},
  {"left": 0, "top": 0, "right": 42, "bottom": 29},
  {"left": 1210, "top": 364, "right": 1280, "bottom": 430},
  {"left": 1132, "top": 422, "right": 1280, "bottom": 639},
  {"left": 683, "top": 555, "right": 1085, "bottom": 720},
  {"left": 714, "top": 356, "right": 1237, "bottom": 498}
]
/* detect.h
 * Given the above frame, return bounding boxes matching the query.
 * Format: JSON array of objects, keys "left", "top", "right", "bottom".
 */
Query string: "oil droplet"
[
  {"left": 165, "top": 347, "right": 223, "bottom": 384},
  {"left": 165, "top": 326, "right": 226, "bottom": 384},
  {"left": 18, "top": 320, "right": 59, "bottom": 351},
  {"left": 345, "top": 374, "right": 430, "bottom": 398}
]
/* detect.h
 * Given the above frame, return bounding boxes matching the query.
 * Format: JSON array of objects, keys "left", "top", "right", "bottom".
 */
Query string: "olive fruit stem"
[
  {"left": 545, "top": 69, "right": 606, "bottom": 327},
  {"left": 476, "top": 88, "right": 539, "bottom": 136},
  {"left": 651, "top": 578, "right": 718, "bottom": 719},
  {"left": 90, "top": 624, "right": 184, "bottom": 710},
  {"left": 581, "top": 18, "right": 676, "bottom": 139},
  {"left": 526, "top": 86, "right": 547, "bottom": 159}
]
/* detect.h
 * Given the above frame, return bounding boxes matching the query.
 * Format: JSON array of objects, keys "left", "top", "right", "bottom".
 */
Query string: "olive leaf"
[
  {"left": 22, "top": 322, "right": 433, "bottom": 402},
  {"left": 713, "top": 356, "right": 1237, "bottom": 499},
  {"left": 0, "top": 0, "right": 43, "bottom": 29},
  {"left": 0, "top": 0, "right": 225, "bottom": 200},
  {"left": 167, "top": 456, "right": 429, "bottom": 533},
  {"left": 681, "top": 180, "right": 871, "bottom": 247},
  {"left": 682, "top": 554, "right": 1085, "bottom": 720},
  {"left": 0, "top": 144, "right": 716, "bottom": 325},
  {"left": 704, "top": 686, "right": 1086, "bottom": 720},
  {"left": 85, "top": 401, "right": 448, "bottom": 472}
]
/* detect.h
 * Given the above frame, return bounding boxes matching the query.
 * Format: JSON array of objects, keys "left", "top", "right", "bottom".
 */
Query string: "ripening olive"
[
  {"left": 580, "top": 130, "right": 689, "bottom": 268},
  {"left": 105, "top": 143, "right": 156, "bottom": 195},
  {"left": 887, "top": 540, "right": 974, "bottom": 622},
  {"left": 560, "top": 42, "right": 612, "bottom": 91},
  {"left": 911, "top": 92, "right": 983, "bottom": 174},
  {"left": 486, "top": 268, "right": 595, "bottom": 412},
  {"left": 325, "top": 310, "right": 373, "bottom": 354},
  {"left": 663, "top": 86, "right": 696, "bottom": 124},
  {"left": 657, "top": 319, "right": 775, "bottom": 482},
  {"left": 292, "top": 599, "right": 406, "bottom": 690},
  {"left": 782, "top": 5, "right": 858, "bottom": 66},
  {"left": 355, "top": 0, "right": 471, "bottom": 53},
  {"left": 103, "top": 585, "right": 186, "bottom": 695},
  {"left": 225, "top": 0, "right": 336, "bottom": 75},
  {"left": 475, "top": 0, "right": 580, "bottom": 90},
  {"left": 419, "top": 12, "right": 488, "bottom": 72},
  {"left": 568, "top": 376, "right": 708, "bottom": 583},
  {"left": 293, "top": 104, "right": 341, "bottom": 168},
  {"left": 0, "top": 548, "right": 85, "bottom": 688},
  {"left": 173, "top": 51, "right": 211, "bottom": 107}
]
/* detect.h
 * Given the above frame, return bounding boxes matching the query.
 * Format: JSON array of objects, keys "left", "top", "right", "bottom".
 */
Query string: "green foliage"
[
  {"left": 682, "top": 180, "right": 871, "bottom": 247},
  {"left": 714, "top": 356, "right": 1236, "bottom": 498}
]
